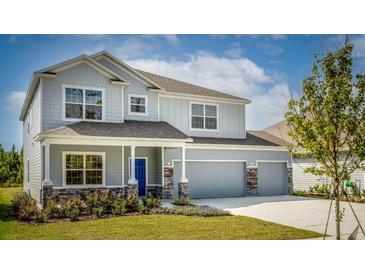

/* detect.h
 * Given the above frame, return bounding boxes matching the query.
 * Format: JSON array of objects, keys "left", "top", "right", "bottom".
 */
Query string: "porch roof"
[{"left": 40, "top": 120, "right": 190, "bottom": 140}]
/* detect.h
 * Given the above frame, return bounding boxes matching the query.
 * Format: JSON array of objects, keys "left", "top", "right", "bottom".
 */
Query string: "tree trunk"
[{"left": 335, "top": 180, "right": 341, "bottom": 240}]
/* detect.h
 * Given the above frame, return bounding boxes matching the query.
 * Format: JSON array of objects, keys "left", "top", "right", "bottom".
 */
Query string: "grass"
[{"left": 0, "top": 187, "right": 322, "bottom": 240}]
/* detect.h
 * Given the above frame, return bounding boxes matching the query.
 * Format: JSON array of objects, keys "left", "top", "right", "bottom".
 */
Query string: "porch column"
[
  {"left": 178, "top": 146, "right": 189, "bottom": 198},
  {"left": 128, "top": 145, "right": 137, "bottom": 184},
  {"left": 181, "top": 146, "right": 188, "bottom": 182},
  {"left": 43, "top": 143, "right": 52, "bottom": 186}
]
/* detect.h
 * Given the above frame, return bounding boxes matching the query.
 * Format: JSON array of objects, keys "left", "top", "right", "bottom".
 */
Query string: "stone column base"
[
  {"left": 287, "top": 167, "right": 293, "bottom": 194},
  {"left": 246, "top": 167, "right": 258, "bottom": 195},
  {"left": 127, "top": 183, "right": 138, "bottom": 197},
  {"left": 42, "top": 185, "right": 54, "bottom": 208},
  {"left": 178, "top": 182, "right": 189, "bottom": 198}
]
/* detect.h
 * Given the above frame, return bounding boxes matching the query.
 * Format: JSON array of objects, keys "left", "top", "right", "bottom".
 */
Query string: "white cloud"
[
  {"left": 114, "top": 38, "right": 151, "bottom": 59},
  {"left": 127, "top": 52, "right": 289, "bottom": 129},
  {"left": 162, "top": 35, "right": 179, "bottom": 45},
  {"left": 258, "top": 41, "right": 284, "bottom": 55},
  {"left": 269, "top": 34, "right": 287, "bottom": 40},
  {"left": 82, "top": 44, "right": 107, "bottom": 55},
  {"left": 5, "top": 91, "right": 26, "bottom": 112},
  {"left": 224, "top": 42, "right": 244, "bottom": 58}
]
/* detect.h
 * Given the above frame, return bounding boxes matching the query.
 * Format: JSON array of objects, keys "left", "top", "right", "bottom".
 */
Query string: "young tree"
[{"left": 286, "top": 41, "right": 365, "bottom": 240}]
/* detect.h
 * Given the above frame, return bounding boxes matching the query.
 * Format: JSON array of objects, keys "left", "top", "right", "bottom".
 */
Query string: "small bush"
[
  {"left": 34, "top": 211, "right": 46, "bottom": 223},
  {"left": 91, "top": 206, "right": 104, "bottom": 218},
  {"left": 309, "top": 184, "right": 332, "bottom": 194},
  {"left": 112, "top": 198, "right": 127, "bottom": 216},
  {"left": 9, "top": 192, "right": 35, "bottom": 219},
  {"left": 85, "top": 191, "right": 112, "bottom": 214},
  {"left": 173, "top": 197, "right": 192, "bottom": 206},
  {"left": 142, "top": 196, "right": 161, "bottom": 211},
  {"left": 18, "top": 200, "right": 39, "bottom": 221},
  {"left": 63, "top": 197, "right": 85, "bottom": 221},
  {"left": 44, "top": 199, "right": 61, "bottom": 219},
  {"left": 125, "top": 194, "right": 139, "bottom": 212},
  {"left": 138, "top": 204, "right": 148, "bottom": 214}
]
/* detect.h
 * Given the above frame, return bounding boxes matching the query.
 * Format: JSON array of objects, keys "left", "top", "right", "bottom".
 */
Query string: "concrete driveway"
[{"left": 193, "top": 195, "right": 365, "bottom": 240}]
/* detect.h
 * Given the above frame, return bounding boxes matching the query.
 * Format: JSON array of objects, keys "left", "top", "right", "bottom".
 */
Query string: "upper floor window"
[
  {"left": 63, "top": 85, "right": 104, "bottom": 121},
  {"left": 190, "top": 103, "right": 218, "bottom": 131},
  {"left": 27, "top": 107, "right": 32, "bottom": 134},
  {"left": 128, "top": 94, "right": 148, "bottom": 116}
]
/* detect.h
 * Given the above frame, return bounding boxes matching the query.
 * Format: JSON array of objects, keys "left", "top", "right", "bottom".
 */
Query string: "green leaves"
[
  {"left": 0, "top": 145, "right": 23, "bottom": 187},
  {"left": 286, "top": 42, "right": 365, "bottom": 182}
]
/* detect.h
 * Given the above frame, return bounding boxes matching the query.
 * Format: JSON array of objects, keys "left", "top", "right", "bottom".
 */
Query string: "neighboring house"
[
  {"left": 20, "top": 51, "right": 292, "bottom": 207},
  {"left": 264, "top": 120, "right": 365, "bottom": 191}
]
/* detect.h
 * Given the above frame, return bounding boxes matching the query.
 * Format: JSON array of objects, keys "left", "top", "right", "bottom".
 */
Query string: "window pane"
[
  {"left": 205, "top": 105, "right": 217, "bottom": 117},
  {"left": 131, "top": 97, "right": 145, "bottom": 105},
  {"left": 86, "top": 170, "right": 102, "bottom": 185},
  {"left": 66, "top": 155, "right": 83, "bottom": 169},
  {"left": 86, "top": 155, "right": 103, "bottom": 169},
  {"left": 192, "top": 116, "right": 204, "bottom": 129},
  {"left": 192, "top": 104, "right": 204, "bottom": 116},
  {"left": 66, "top": 170, "right": 83, "bottom": 185},
  {"left": 66, "top": 103, "right": 83, "bottom": 119},
  {"left": 65, "top": 88, "right": 83, "bottom": 103},
  {"left": 85, "top": 105, "right": 102, "bottom": 120},
  {"left": 85, "top": 90, "right": 102, "bottom": 105},
  {"left": 205, "top": 117, "right": 217, "bottom": 129},
  {"left": 131, "top": 105, "right": 146, "bottom": 113}
]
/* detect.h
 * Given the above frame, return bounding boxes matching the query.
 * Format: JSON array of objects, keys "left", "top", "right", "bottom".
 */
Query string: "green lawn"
[{"left": 0, "top": 187, "right": 321, "bottom": 240}]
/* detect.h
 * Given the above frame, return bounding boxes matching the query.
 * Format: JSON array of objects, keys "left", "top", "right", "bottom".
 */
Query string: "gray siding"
[
  {"left": 293, "top": 157, "right": 365, "bottom": 191},
  {"left": 160, "top": 96, "right": 245, "bottom": 138},
  {"left": 42, "top": 63, "right": 124, "bottom": 131},
  {"left": 123, "top": 146, "right": 162, "bottom": 185},
  {"left": 96, "top": 57, "right": 159, "bottom": 121},
  {"left": 50, "top": 145, "right": 123, "bottom": 187},
  {"left": 23, "top": 83, "right": 42, "bottom": 203}
]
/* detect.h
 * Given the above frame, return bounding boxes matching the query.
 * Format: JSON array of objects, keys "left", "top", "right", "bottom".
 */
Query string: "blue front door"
[{"left": 135, "top": 159, "right": 146, "bottom": 196}]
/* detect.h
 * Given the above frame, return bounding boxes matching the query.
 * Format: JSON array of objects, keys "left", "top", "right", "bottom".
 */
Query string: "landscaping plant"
[{"left": 286, "top": 40, "right": 365, "bottom": 239}]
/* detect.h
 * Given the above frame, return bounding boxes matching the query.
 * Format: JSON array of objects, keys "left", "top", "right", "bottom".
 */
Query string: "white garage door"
[
  {"left": 257, "top": 162, "right": 288, "bottom": 195},
  {"left": 174, "top": 161, "right": 246, "bottom": 198}
]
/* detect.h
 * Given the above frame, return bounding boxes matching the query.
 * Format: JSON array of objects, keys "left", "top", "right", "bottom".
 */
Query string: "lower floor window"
[{"left": 64, "top": 152, "right": 104, "bottom": 186}]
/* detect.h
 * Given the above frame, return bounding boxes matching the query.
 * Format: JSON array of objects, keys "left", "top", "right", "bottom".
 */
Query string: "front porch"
[{"left": 40, "top": 142, "right": 190, "bottom": 206}]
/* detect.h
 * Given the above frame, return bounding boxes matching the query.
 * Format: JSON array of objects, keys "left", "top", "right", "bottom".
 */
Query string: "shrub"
[
  {"left": 125, "top": 194, "right": 139, "bottom": 212},
  {"left": 9, "top": 191, "right": 35, "bottom": 219},
  {"left": 18, "top": 200, "right": 39, "bottom": 221},
  {"left": 138, "top": 204, "right": 147, "bottom": 214},
  {"left": 112, "top": 198, "right": 127, "bottom": 216},
  {"left": 91, "top": 206, "right": 104, "bottom": 218},
  {"left": 63, "top": 197, "right": 85, "bottom": 221},
  {"left": 44, "top": 199, "right": 61, "bottom": 219},
  {"left": 173, "top": 197, "right": 192, "bottom": 206},
  {"left": 34, "top": 211, "right": 46, "bottom": 223},
  {"left": 309, "top": 183, "right": 332, "bottom": 194},
  {"left": 85, "top": 191, "right": 112, "bottom": 214},
  {"left": 142, "top": 196, "right": 161, "bottom": 211}
]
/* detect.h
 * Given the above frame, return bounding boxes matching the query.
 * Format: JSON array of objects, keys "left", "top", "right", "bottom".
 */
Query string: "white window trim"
[
  {"left": 62, "top": 84, "right": 105, "bottom": 122},
  {"left": 189, "top": 101, "right": 219, "bottom": 132},
  {"left": 62, "top": 151, "right": 106, "bottom": 188},
  {"left": 128, "top": 94, "right": 148, "bottom": 116},
  {"left": 128, "top": 156, "right": 149, "bottom": 186}
]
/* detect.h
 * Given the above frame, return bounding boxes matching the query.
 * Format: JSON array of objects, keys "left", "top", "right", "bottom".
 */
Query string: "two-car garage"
[{"left": 173, "top": 160, "right": 289, "bottom": 198}]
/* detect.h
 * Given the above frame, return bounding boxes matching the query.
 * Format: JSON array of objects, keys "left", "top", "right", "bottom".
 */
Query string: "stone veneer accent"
[
  {"left": 178, "top": 182, "right": 189, "bottom": 198},
  {"left": 42, "top": 185, "right": 127, "bottom": 206},
  {"left": 146, "top": 185, "right": 163, "bottom": 197},
  {"left": 163, "top": 167, "right": 174, "bottom": 198},
  {"left": 246, "top": 167, "right": 258, "bottom": 195},
  {"left": 127, "top": 183, "right": 138, "bottom": 197},
  {"left": 287, "top": 167, "right": 293, "bottom": 194}
]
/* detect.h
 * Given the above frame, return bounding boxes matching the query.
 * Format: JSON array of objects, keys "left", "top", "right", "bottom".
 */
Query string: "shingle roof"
[
  {"left": 264, "top": 120, "right": 295, "bottom": 144},
  {"left": 136, "top": 69, "right": 250, "bottom": 102},
  {"left": 191, "top": 130, "right": 288, "bottom": 147},
  {"left": 42, "top": 120, "right": 190, "bottom": 140}
]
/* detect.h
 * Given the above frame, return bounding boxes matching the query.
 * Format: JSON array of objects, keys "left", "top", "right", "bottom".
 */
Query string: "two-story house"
[{"left": 20, "top": 51, "right": 292, "bottom": 207}]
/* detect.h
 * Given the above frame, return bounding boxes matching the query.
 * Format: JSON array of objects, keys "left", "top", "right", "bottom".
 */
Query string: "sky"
[{"left": 1, "top": 34, "right": 365, "bottom": 150}]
